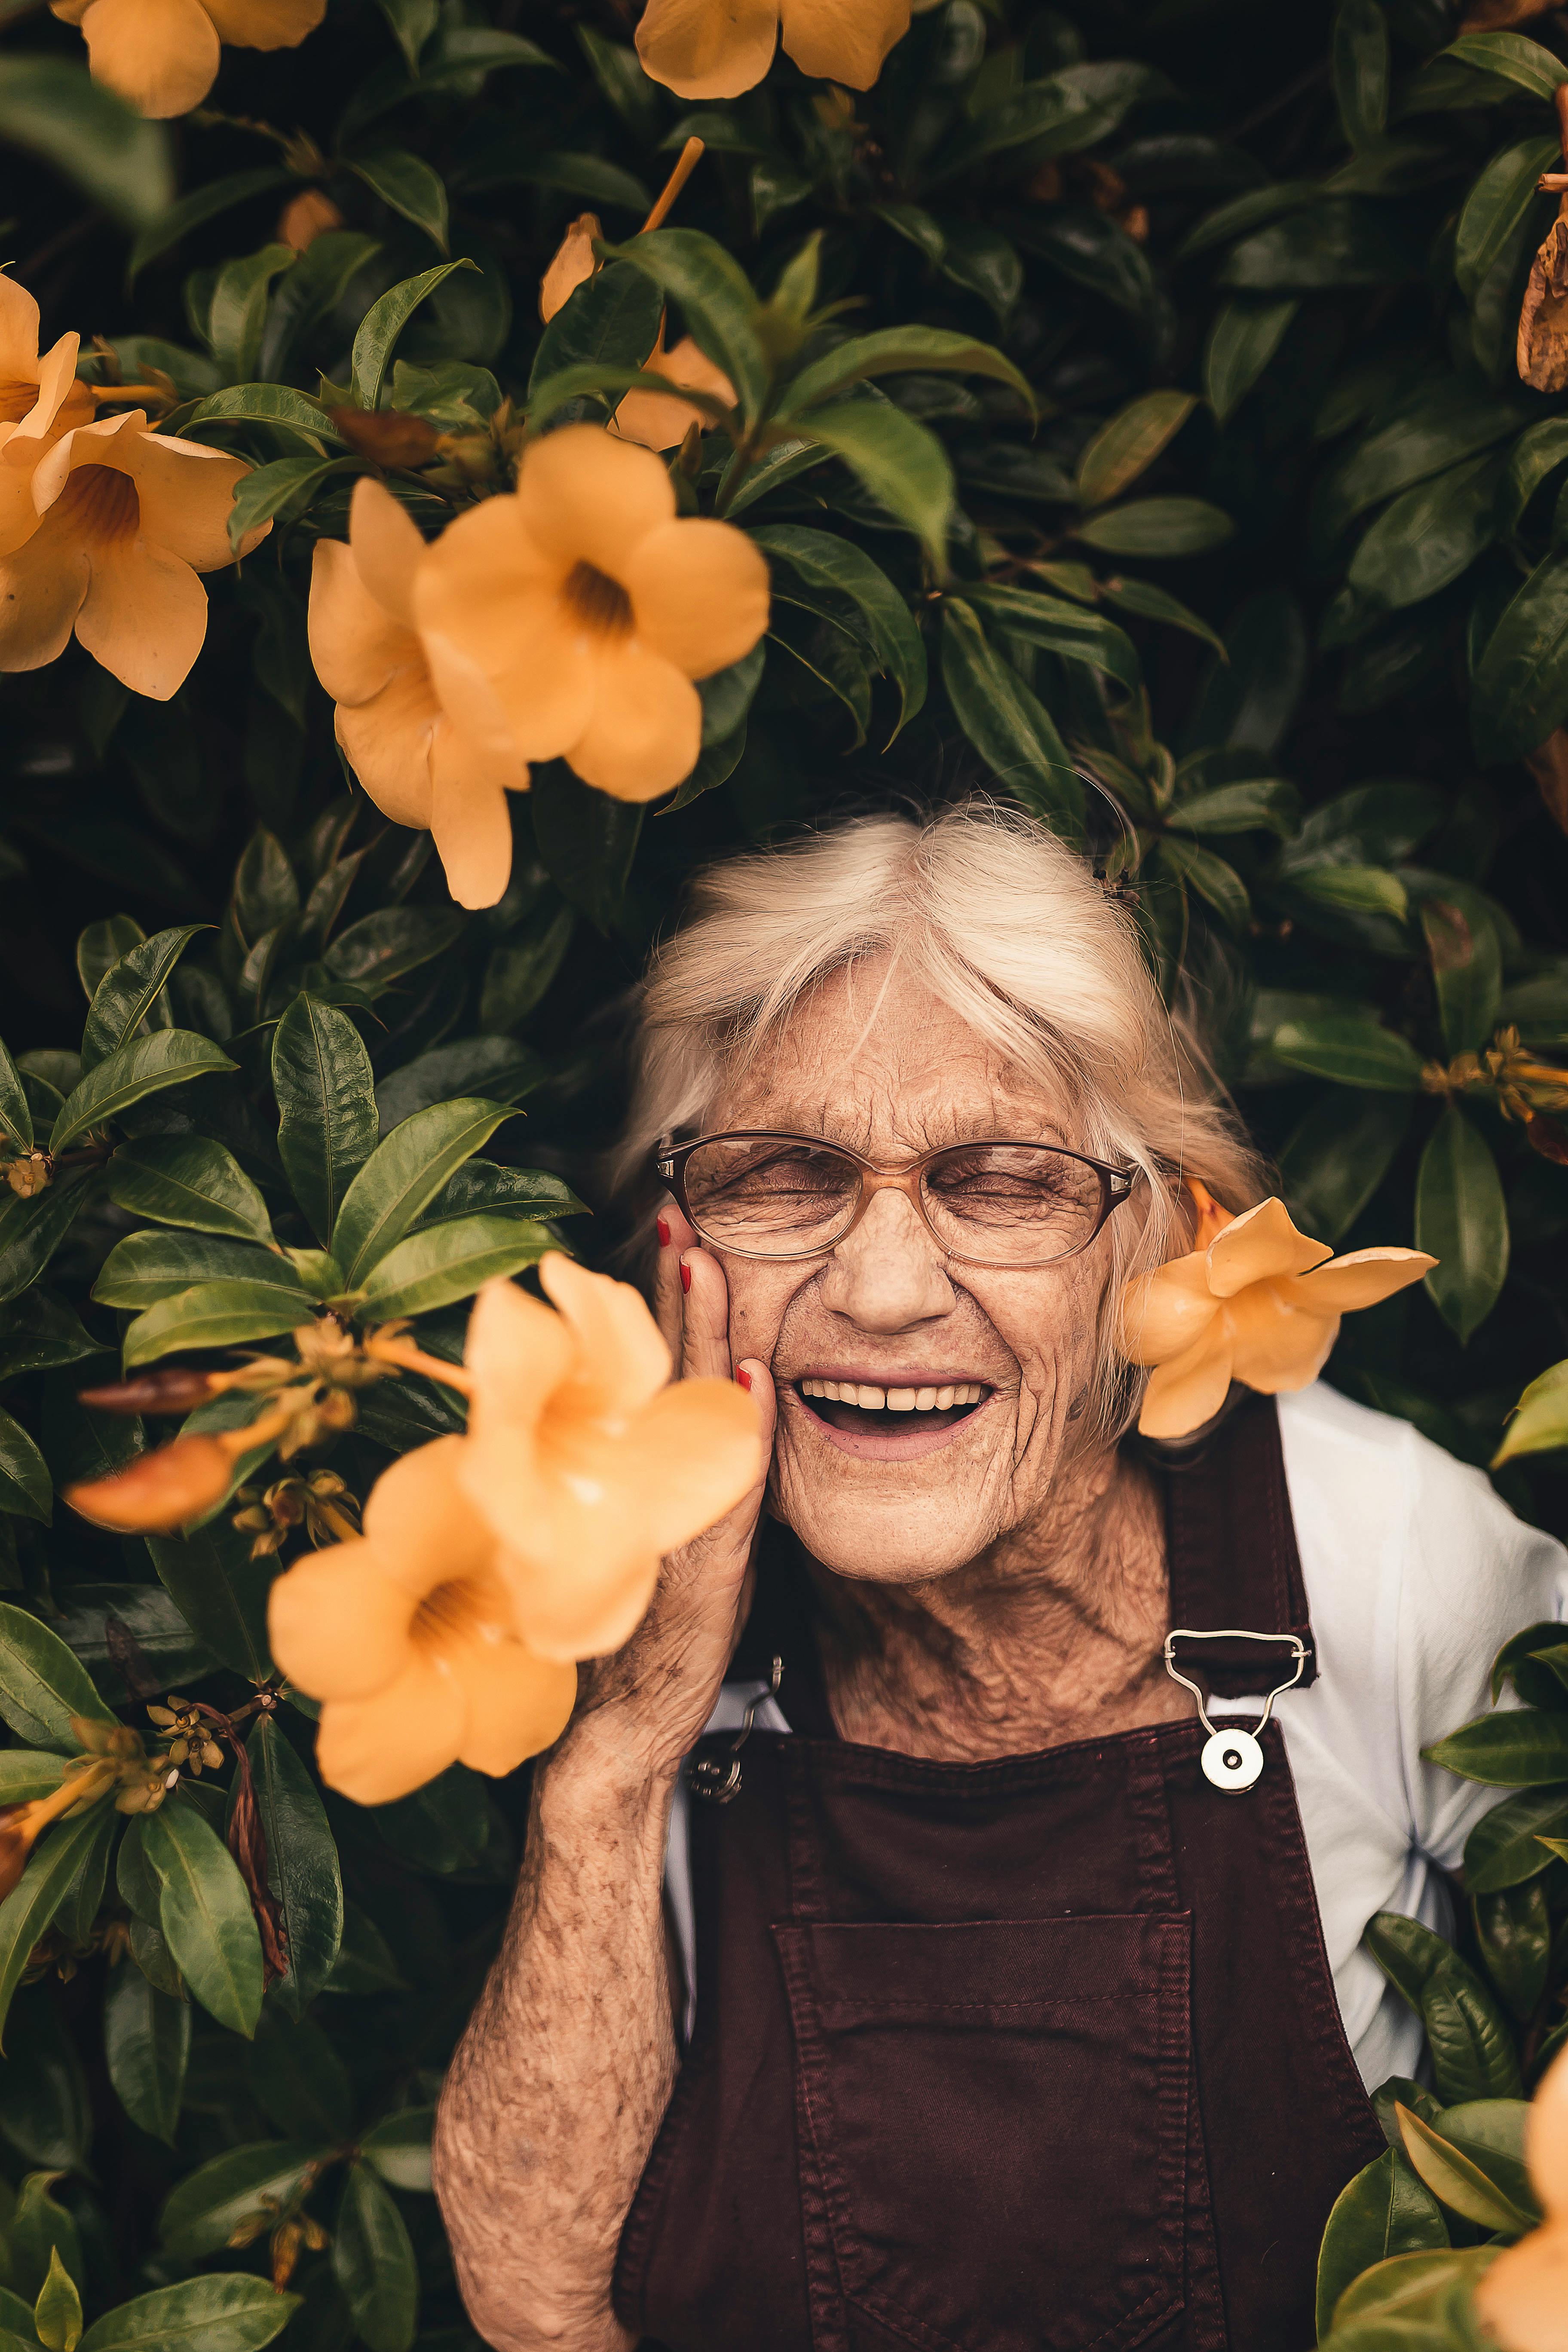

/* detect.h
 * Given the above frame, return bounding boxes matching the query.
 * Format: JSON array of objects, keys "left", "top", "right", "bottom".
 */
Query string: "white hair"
[{"left": 619, "top": 801, "right": 1269, "bottom": 1438}]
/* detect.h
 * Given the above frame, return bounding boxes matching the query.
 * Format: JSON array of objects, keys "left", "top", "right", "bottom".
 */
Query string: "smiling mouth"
[{"left": 795, "top": 1376, "right": 991, "bottom": 1440}]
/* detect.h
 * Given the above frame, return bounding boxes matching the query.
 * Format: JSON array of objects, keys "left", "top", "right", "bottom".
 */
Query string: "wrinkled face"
[{"left": 706, "top": 957, "right": 1121, "bottom": 1583}]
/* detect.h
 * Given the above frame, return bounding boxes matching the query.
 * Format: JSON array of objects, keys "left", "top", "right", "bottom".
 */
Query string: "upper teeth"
[{"left": 799, "top": 1379, "right": 986, "bottom": 1411}]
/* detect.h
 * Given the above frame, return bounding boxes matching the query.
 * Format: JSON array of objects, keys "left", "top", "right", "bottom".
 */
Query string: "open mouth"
[{"left": 792, "top": 1375, "right": 993, "bottom": 1458}]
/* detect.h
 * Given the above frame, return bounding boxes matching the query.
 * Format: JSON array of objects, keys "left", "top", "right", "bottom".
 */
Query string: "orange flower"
[
  {"left": 0, "top": 408, "right": 265, "bottom": 697},
  {"left": 0, "top": 274, "right": 95, "bottom": 562},
  {"left": 0, "top": 1767, "right": 111, "bottom": 1902},
  {"left": 49, "top": 0, "right": 325, "bottom": 119},
  {"left": 1473, "top": 2042, "right": 1568, "bottom": 2352},
  {"left": 413, "top": 424, "right": 770, "bottom": 799},
  {"left": 636, "top": 0, "right": 910, "bottom": 97},
  {"left": 1118, "top": 1196, "right": 1434, "bottom": 1439},
  {"left": 66, "top": 1431, "right": 239, "bottom": 1533},
  {"left": 279, "top": 188, "right": 344, "bottom": 252},
  {"left": 268, "top": 1436, "right": 577, "bottom": 1806},
  {"left": 308, "top": 478, "right": 529, "bottom": 909},
  {"left": 540, "top": 214, "right": 602, "bottom": 324},
  {"left": 459, "top": 1255, "right": 762, "bottom": 1661},
  {"left": 612, "top": 329, "right": 736, "bottom": 452}
]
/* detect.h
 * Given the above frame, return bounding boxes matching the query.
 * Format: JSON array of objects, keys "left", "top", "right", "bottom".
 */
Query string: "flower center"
[
  {"left": 0, "top": 377, "right": 95, "bottom": 430},
  {"left": 561, "top": 558, "right": 633, "bottom": 639},
  {"left": 52, "top": 463, "right": 138, "bottom": 543},
  {"left": 412, "top": 1578, "right": 490, "bottom": 1653}
]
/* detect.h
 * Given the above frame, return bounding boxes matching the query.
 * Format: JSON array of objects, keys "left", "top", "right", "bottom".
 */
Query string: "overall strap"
[{"left": 1160, "top": 1392, "right": 1318, "bottom": 1695}]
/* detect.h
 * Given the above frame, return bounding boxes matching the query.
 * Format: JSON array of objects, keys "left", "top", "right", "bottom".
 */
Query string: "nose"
[{"left": 819, "top": 1185, "right": 955, "bottom": 1332}]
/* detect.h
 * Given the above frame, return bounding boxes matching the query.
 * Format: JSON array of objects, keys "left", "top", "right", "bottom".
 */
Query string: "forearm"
[{"left": 433, "top": 1724, "right": 679, "bottom": 2352}]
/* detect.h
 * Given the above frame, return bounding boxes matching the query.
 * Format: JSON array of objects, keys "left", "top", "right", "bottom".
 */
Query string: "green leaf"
[
  {"left": 185, "top": 382, "right": 344, "bottom": 444},
  {"left": 358, "top": 1214, "right": 554, "bottom": 1320},
  {"left": 1470, "top": 548, "right": 1568, "bottom": 763},
  {"left": 527, "top": 260, "right": 664, "bottom": 403},
  {"left": 126, "top": 166, "right": 292, "bottom": 283},
  {"left": 1366, "top": 1914, "right": 1523, "bottom": 2102},
  {"left": 119, "top": 1275, "right": 311, "bottom": 1369},
  {"left": 927, "top": 61, "right": 1166, "bottom": 180},
  {"left": 225, "top": 455, "right": 359, "bottom": 559},
  {"left": 1270, "top": 1014, "right": 1425, "bottom": 1090},
  {"left": 272, "top": 995, "right": 380, "bottom": 1249},
  {"left": 374, "top": 1039, "right": 545, "bottom": 1134},
  {"left": 159, "top": 2144, "right": 325, "bottom": 2262},
  {"left": 358, "top": 2107, "right": 434, "bottom": 2193},
  {"left": 374, "top": 0, "right": 438, "bottom": 73},
  {"left": 1473, "top": 1880, "right": 1551, "bottom": 2022},
  {"left": 416, "top": 1161, "right": 585, "bottom": 1228},
  {"left": 478, "top": 904, "right": 575, "bottom": 1030},
  {"left": 7, "top": 2170, "right": 81, "bottom": 2308},
  {"left": 749, "top": 525, "right": 927, "bottom": 734},
  {"left": 0, "top": 58, "right": 172, "bottom": 230},
  {"left": 1348, "top": 451, "right": 1503, "bottom": 615},
  {"left": 323, "top": 1899, "right": 406, "bottom": 1994},
  {"left": 1168, "top": 777, "right": 1300, "bottom": 837},
  {"left": 1497, "top": 418, "right": 1568, "bottom": 534},
  {"left": 0, "top": 1036, "right": 33, "bottom": 1156},
  {"left": 331, "top": 1097, "right": 522, "bottom": 1288},
  {"left": 531, "top": 766, "right": 643, "bottom": 933},
  {"left": 245, "top": 2010, "right": 353, "bottom": 2142},
  {"left": 1456, "top": 135, "right": 1561, "bottom": 304},
  {"left": 782, "top": 327, "right": 1033, "bottom": 423},
  {"left": 1415, "top": 1105, "right": 1508, "bottom": 1344},
  {"left": 78, "top": 2276, "right": 298, "bottom": 2352},
  {"left": 1441, "top": 30, "right": 1568, "bottom": 99},
  {"left": 1317, "top": 2148, "right": 1451, "bottom": 2341},
  {"left": 0, "top": 1754, "right": 67, "bottom": 1804},
  {"left": 1464, "top": 1787, "right": 1568, "bottom": 1890},
  {"left": 0, "top": 1177, "right": 92, "bottom": 1311},
  {"left": 1075, "top": 498, "right": 1234, "bottom": 557},
  {"left": 0, "top": 1409, "right": 50, "bottom": 1526},
  {"left": 92, "top": 1229, "right": 281, "bottom": 1311},
  {"left": 1219, "top": 199, "right": 1424, "bottom": 290},
  {"left": 965, "top": 583, "right": 1141, "bottom": 703},
  {"left": 0, "top": 1810, "right": 113, "bottom": 2048},
  {"left": 939, "top": 600, "right": 1084, "bottom": 838},
  {"left": 147, "top": 1516, "right": 273, "bottom": 1683},
  {"left": 345, "top": 149, "right": 448, "bottom": 253},
  {"left": 603, "top": 228, "right": 767, "bottom": 424},
  {"left": 1075, "top": 391, "right": 1197, "bottom": 507},
  {"left": 1277, "top": 1089, "right": 1411, "bottom": 1244},
  {"left": 1099, "top": 575, "right": 1226, "bottom": 656},
  {"left": 241, "top": 1715, "right": 341, "bottom": 2018},
  {"left": 1421, "top": 896, "right": 1502, "bottom": 1057},
  {"left": 1423, "top": 1710, "right": 1568, "bottom": 1786},
  {"left": 34, "top": 2246, "right": 80, "bottom": 2352},
  {"left": 1157, "top": 837, "right": 1251, "bottom": 935},
  {"left": 1495, "top": 1363, "right": 1568, "bottom": 1462},
  {"left": 49, "top": 1032, "right": 236, "bottom": 1156},
  {"left": 349, "top": 260, "right": 480, "bottom": 410},
  {"left": 205, "top": 246, "right": 297, "bottom": 385},
  {"left": 791, "top": 397, "right": 954, "bottom": 567},
  {"left": 1204, "top": 297, "right": 1298, "bottom": 427},
  {"left": 1333, "top": 0, "right": 1390, "bottom": 147},
  {"left": 102, "top": 1966, "right": 189, "bottom": 2147},
  {"left": 106, "top": 1137, "right": 273, "bottom": 1246},
  {"left": 138, "top": 1802, "right": 264, "bottom": 2038},
  {"left": 1281, "top": 861, "right": 1410, "bottom": 924},
  {"left": 333, "top": 2163, "right": 419, "bottom": 2352},
  {"left": 1396, "top": 2105, "right": 1534, "bottom": 2231},
  {"left": 322, "top": 906, "right": 465, "bottom": 993},
  {"left": 0, "top": 1602, "right": 115, "bottom": 1749}
]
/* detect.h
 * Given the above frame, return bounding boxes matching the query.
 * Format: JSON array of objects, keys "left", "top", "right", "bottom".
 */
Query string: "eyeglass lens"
[{"left": 680, "top": 1137, "right": 1108, "bottom": 1265}]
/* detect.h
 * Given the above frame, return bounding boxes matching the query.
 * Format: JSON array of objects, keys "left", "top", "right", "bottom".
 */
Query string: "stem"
[
  {"left": 362, "top": 1330, "right": 474, "bottom": 1394},
  {"left": 640, "top": 137, "right": 704, "bottom": 235}
]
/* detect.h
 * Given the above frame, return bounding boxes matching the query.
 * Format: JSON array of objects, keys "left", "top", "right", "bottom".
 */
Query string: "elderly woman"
[{"left": 432, "top": 805, "right": 1568, "bottom": 2352}]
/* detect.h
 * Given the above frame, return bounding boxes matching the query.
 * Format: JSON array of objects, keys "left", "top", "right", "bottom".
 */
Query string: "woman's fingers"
[
  {"left": 652, "top": 1196, "right": 697, "bottom": 1361},
  {"left": 678, "top": 1242, "right": 732, "bottom": 1384}
]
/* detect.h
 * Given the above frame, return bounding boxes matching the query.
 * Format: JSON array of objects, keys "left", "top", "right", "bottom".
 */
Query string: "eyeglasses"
[{"left": 654, "top": 1132, "right": 1137, "bottom": 1268}]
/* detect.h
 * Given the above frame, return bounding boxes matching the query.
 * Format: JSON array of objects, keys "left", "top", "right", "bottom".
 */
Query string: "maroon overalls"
[{"left": 614, "top": 1397, "right": 1385, "bottom": 2351}]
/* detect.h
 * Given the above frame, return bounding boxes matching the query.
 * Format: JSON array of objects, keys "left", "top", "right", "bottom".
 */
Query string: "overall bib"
[{"left": 614, "top": 1396, "right": 1386, "bottom": 2351}]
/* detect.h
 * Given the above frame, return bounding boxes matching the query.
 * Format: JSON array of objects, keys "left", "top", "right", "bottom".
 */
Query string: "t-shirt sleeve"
[{"left": 1397, "top": 1434, "right": 1568, "bottom": 1870}]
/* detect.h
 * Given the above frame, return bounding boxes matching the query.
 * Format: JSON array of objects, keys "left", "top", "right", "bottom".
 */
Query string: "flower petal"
[
  {"left": 540, "top": 214, "right": 602, "bottom": 325},
  {"left": 1225, "top": 1283, "right": 1338, "bottom": 1396},
  {"left": 453, "top": 1635, "right": 577, "bottom": 1777},
  {"left": 315, "top": 1654, "right": 465, "bottom": 1806},
  {"left": 413, "top": 493, "right": 594, "bottom": 759},
  {"left": 622, "top": 515, "right": 770, "bottom": 680},
  {"left": 6, "top": 334, "right": 85, "bottom": 473},
  {"left": 1117, "top": 1254, "right": 1219, "bottom": 1366},
  {"left": 635, "top": 0, "right": 781, "bottom": 98},
  {"left": 268, "top": 1540, "right": 416, "bottom": 1701},
  {"left": 348, "top": 475, "right": 423, "bottom": 628},
  {"left": 75, "top": 0, "right": 222, "bottom": 116},
  {"left": 429, "top": 723, "right": 521, "bottom": 909},
  {"left": 515, "top": 423, "right": 674, "bottom": 577},
  {"left": 603, "top": 1375, "right": 762, "bottom": 1552},
  {"left": 1289, "top": 1246, "right": 1436, "bottom": 1314},
  {"left": 100, "top": 427, "right": 259, "bottom": 570},
  {"left": 76, "top": 533, "right": 208, "bottom": 700},
  {"left": 612, "top": 335, "right": 736, "bottom": 452},
  {"left": 361, "top": 1435, "right": 496, "bottom": 1596},
  {"left": 567, "top": 634, "right": 703, "bottom": 799},
  {"left": 463, "top": 1271, "right": 581, "bottom": 1440},
  {"left": 538, "top": 1252, "right": 672, "bottom": 1416},
  {"left": 309, "top": 537, "right": 419, "bottom": 707},
  {"left": 0, "top": 500, "right": 89, "bottom": 671},
  {"left": 1137, "top": 1329, "right": 1235, "bottom": 1440},
  {"left": 1205, "top": 1195, "right": 1330, "bottom": 1298},
  {"left": 1473, "top": 2221, "right": 1568, "bottom": 2352},
  {"left": 337, "top": 677, "right": 437, "bottom": 829},
  {"left": 779, "top": 0, "right": 910, "bottom": 86},
  {"left": 0, "top": 462, "right": 45, "bottom": 564},
  {"left": 0, "top": 272, "right": 40, "bottom": 381},
  {"left": 496, "top": 1536, "right": 661, "bottom": 1665},
  {"left": 202, "top": 0, "right": 325, "bottom": 48}
]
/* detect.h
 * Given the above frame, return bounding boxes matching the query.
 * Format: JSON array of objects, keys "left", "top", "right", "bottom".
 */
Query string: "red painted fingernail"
[
  {"left": 680, "top": 1261, "right": 692, "bottom": 1294},
  {"left": 737, "top": 1367, "right": 752, "bottom": 1391},
  {"left": 657, "top": 1215, "right": 671, "bottom": 1248}
]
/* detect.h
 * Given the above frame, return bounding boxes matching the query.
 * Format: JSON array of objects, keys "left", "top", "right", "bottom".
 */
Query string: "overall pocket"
[{"left": 772, "top": 1914, "right": 1191, "bottom": 2352}]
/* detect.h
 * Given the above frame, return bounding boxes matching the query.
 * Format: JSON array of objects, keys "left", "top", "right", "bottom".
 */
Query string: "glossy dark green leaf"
[
  {"left": 0, "top": 1035, "right": 31, "bottom": 1158},
  {"left": 122, "top": 1276, "right": 314, "bottom": 1370},
  {"left": 964, "top": 583, "right": 1140, "bottom": 702},
  {"left": 604, "top": 228, "right": 766, "bottom": 423},
  {"left": 0, "top": 1985, "right": 92, "bottom": 2174},
  {"left": 1204, "top": 297, "right": 1298, "bottom": 426},
  {"left": 1456, "top": 135, "right": 1560, "bottom": 303},
  {"left": 358, "top": 2107, "right": 434, "bottom": 2192},
  {"left": 1270, "top": 1014, "right": 1424, "bottom": 1090},
  {"left": 147, "top": 1515, "right": 273, "bottom": 1683},
  {"left": 159, "top": 2142, "right": 325, "bottom": 2261},
  {"left": 940, "top": 600, "right": 1084, "bottom": 838},
  {"left": 244, "top": 2009, "right": 353, "bottom": 2142},
  {"left": 126, "top": 166, "right": 293, "bottom": 282},
  {"left": 78, "top": 2275, "right": 298, "bottom": 2352},
  {"left": 1470, "top": 549, "right": 1568, "bottom": 762},
  {"left": 0, "top": 1808, "right": 114, "bottom": 2047},
  {"left": 225, "top": 455, "right": 358, "bottom": 557},
  {"left": 7, "top": 2169, "right": 81, "bottom": 2306},
  {"left": 1168, "top": 777, "right": 1300, "bottom": 837},
  {"left": 1219, "top": 199, "right": 1423, "bottom": 289},
  {"left": 322, "top": 906, "right": 464, "bottom": 993},
  {"left": 1075, "top": 391, "right": 1196, "bottom": 505},
  {"left": 531, "top": 765, "right": 643, "bottom": 934},
  {"left": 0, "top": 1409, "right": 49, "bottom": 1525},
  {"left": 102, "top": 1964, "right": 190, "bottom": 2145},
  {"left": 1464, "top": 1787, "right": 1568, "bottom": 1890},
  {"left": 1415, "top": 1105, "right": 1508, "bottom": 1343},
  {"left": 1075, "top": 499, "right": 1234, "bottom": 557},
  {"left": 1396, "top": 2104, "right": 1532, "bottom": 2227},
  {"left": 333, "top": 2162, "right": 418, "bottom": 2352},
  {"left": 1348, "top": 452, "right": 1503, "bottom": 614},
  {"left": 80, "top": 926, "right": 202, "bottom": 1072},
  {"left": 49, "top": 1033, "right": 236, "bottom": 1157},
  {"left": 1277, "top": 1089, "right": 1411, "bottom": 1243},
  {"left": 1421, "top": 895, "right": 1502, "bottom": 1057},
  {"left": 793, "top": 396, "right": 954, "bottom": 567},
  {"left": 106, "top": 1136, "right": 273, "bottom": 1246},
  {"left": 783, "top": 326, "right": 1032, "bottom": 422},
  {"left": 345, "top": 149, "right": 448, "bottom": 253},
  {"left": 1333, "top": 0, "right": 1390, "bottom": 147},
  {"left": 527, "top": 260, "right": 662, "bottom": 406},
  {"left": 331, "top": 1097, "right": 521, "bottom": 1288},
  {"left": 0, "top": 1602, "right": 115, "bottom": 1750},
  {"left": 1099, "top": 575, "right": 1227, "bottom": 655},
  {"left": 1424, "top": 1709, "right": 1568, "bottom": 1785},
  {"left": 1497, "top": 417, "right": 1568, "bottom": 533},
  {"left": 92, "top": 1230, "right": 280, "bottom": 1312},
  {"left": 478, "top": 903, "right": 575, "bottom": 1030},
  {"left": 349, "top": 260, "right": 479, "bottom": 409},
  {"left": 1331, "top": 2245, "right": 1493, "bottom": 2331},
  {"left": 323, "top": 1899, "right": 407, "bottom": 1994},
  {"left": 749, "top": 527, "right": 927, "bottom": 734},
  {"left": 1442, "top": 29, "right": 1568, "bottom": 99},
  {"left": 357, "top": 1213, "right": 553, "bottom": 1318},
  {"left": 0, "top": 1294, "right": 94, "bottom": 1385},
  {"left": 374, "top": 1039, "right": 544, "bottom": 1134},
  {"left": 1473, "top": 1878, "right": 1550, "bottom": 2021},
  {"left": 1158, "top": 836, "right": 1251, "bottom": 934},
  {"left": 138, "top": 1801, "right": 263, "bottom": 2038},
  {"left": 1316, "top": 2146, "right": 1449, "bottom": 2338},
  {"left": 241, "top": 1714, "right": 341, "bottom": 2018},
  {"left": 1366, "top": 1913, "right": 1523, "bottom": 2101},
  {"left": 272, "top": 995, "right": 380, "bottom": 1249}
]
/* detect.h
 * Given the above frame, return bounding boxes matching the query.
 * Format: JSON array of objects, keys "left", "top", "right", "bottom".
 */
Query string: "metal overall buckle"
[
  {"left": 689, "top": 1657, "right": 783, "bottom": 1806},
  {"left": 1163, "top": 1628, "right": 1308, "bottom": 1795}
]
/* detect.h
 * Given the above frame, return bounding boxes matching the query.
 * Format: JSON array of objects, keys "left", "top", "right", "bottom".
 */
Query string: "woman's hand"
[{"left": 568, "top": 1203, "right": 775, "bottom": 1787}]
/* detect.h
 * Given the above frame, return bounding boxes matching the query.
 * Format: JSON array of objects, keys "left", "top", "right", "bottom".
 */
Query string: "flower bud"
[
  {"left": 5, "top": 1152, "right": 50, "bottom": 1199},
  {"left": 77, "top": 1368, "right": 221, "bottom": 1415},
  {"left": 65, "top": 1434, "right": 234, "bottom": 1533},
  {"left": 279, "top": 188, "right": 343, "bottom": 251},
  {"left": 328, "top": 408, "right": 439, "bottom": 470}
]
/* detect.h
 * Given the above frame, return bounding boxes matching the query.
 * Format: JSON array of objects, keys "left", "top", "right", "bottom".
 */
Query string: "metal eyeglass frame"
[{"left": 654, "top": 1131, "right": 1139, "bottom": 1269}]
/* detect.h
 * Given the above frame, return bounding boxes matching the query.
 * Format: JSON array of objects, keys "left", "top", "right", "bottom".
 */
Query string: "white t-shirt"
[{"left": 667, "top": 1381, "right": 1568, "bottom": 2089}]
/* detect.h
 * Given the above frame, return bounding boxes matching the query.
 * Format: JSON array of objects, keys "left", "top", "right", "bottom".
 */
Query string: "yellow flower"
[
  {"left": 0, "top": 1767, "right": 113, "bottom": 1902},
  {"left": 308, "top": 478, "right": 529, "bottom": 908},
  {"left": 540, "top": 214, "right": 603, "bottom": 323},
  {"left": 636, "top": 0, "right": 910, "bottom": 98},
  {"left": 268, "top": 1436, "right": 578, "bottom": 1807},
  {"left": 50, "top": 0, "right": 325, "bottom": 119},
  {"left": 0, "top": 408, "right": 265, "bottom": 697},
  {"left": 612, "top": 329, "right": 736, "bottom": 452},
  {"left": 459, "top": 1254, "right": 762, "bottom": 1661},
  {"left": 1118, "top": 1196, "right": 1434, "bottom": 1440},
  {"left": 0, "top": 273, "right": 95, "bottom": 561},
  {"left": 1473, "top": 2042, "right": 1568, "bottom": 2352},
  {"left": 413, "top": 424, "right": 770, "bottom": 799}
]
